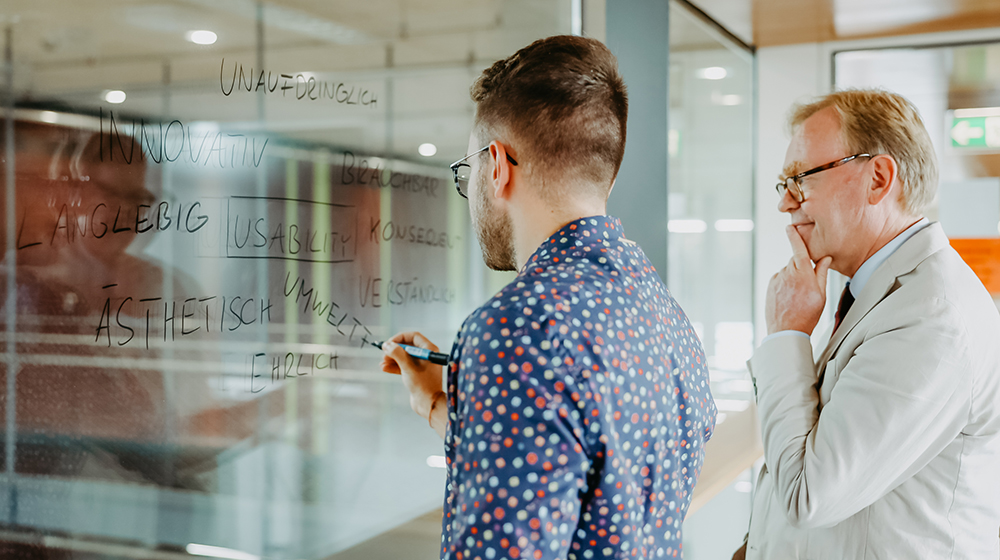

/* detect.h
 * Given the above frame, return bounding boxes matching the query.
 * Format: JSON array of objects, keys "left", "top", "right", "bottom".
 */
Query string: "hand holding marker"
[{"left": 370, "top": 340, "right": 449, "bottom": 365}]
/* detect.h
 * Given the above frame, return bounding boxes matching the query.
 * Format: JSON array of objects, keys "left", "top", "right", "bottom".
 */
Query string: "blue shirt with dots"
[{"left": 442, "top": 216, "right": 717, "bottom": 560}]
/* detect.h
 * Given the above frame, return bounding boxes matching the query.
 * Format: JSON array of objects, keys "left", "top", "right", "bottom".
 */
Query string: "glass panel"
[
  {"left": 835, "top": 42, "right": 1000, "bottom": 311},
  {"left": 667, "top": 2, "right": 755, "bottom": 557},
  {"left": 0, "top": 1, "right": 570, "bottom": 558}
]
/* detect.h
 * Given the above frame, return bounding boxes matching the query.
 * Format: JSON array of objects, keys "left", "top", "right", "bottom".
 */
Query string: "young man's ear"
[
  {"left": 867, "top": 154, "right": 899, "bottom": 206},
  {"left": 489, "top": 141, "right": 514, "bottom": 200}
]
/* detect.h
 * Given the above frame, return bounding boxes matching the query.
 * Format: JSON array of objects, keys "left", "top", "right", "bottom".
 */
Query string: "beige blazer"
[{"left": 746, "top": 223, "right": 1000, "bottom": 559}]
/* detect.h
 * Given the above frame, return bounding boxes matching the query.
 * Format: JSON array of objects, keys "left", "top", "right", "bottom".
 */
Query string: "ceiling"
[
  {"left": 1, "top": 0, "right": 570, "bottom": 166},
  {"left": 691, "top": 0, "right": 1000, "bottom": 48}
]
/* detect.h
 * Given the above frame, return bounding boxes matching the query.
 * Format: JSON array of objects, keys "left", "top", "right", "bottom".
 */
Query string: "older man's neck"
[{"left": 847, "top": 213, "right": 924, "bottom": 278}]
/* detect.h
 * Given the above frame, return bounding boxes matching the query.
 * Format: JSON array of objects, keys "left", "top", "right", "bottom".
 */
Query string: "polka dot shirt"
[{"left": 442, "top": 216, "right": 716, "bottom": 560}]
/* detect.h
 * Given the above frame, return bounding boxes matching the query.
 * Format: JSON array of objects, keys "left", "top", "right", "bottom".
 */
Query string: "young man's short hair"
[{"left": 471, "top": 35, "right": 628, "bottom": 200}]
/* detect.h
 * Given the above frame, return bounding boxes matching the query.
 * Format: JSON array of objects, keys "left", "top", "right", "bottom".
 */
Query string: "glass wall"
[
  {"left": 0, "top": 0, "right": 765, "bottom": 557},
  {"left": 0, "top": 1, "right": 572, "bottom": 558},
  {"left": 835, "top": 41, "right": 1000, "bottom": 311},
  {"left": 667, "top": 2, "right": 757, "bottom": 559}
]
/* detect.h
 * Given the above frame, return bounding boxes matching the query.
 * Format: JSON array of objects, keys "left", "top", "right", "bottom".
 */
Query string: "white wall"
[{"left": 753, "top": 43, "right": 830, "bottom": 344}]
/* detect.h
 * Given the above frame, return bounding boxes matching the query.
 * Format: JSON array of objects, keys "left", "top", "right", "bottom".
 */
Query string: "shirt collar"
[
  {"left": 849, "top": 217, "right": 930, "bottom": 297},
  {"left": 520, "top": 215, "right": 624, "bottom": 274}
]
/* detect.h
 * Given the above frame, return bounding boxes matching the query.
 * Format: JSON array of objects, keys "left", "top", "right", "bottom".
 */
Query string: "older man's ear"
[{"left": 866, "top": 154, "right": 899, "bottom": 207}]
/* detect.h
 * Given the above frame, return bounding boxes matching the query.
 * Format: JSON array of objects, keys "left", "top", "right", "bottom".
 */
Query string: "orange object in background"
[{"left": 950, "top": 238, "right": 1000, "bottom": 294}]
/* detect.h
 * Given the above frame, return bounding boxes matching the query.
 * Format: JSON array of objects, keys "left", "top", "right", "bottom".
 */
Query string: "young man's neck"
[{"left": 510, "top": 191, "right": 608, "bottom": 271}]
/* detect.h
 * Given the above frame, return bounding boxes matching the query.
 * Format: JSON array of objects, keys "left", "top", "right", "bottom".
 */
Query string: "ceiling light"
[
  {"left": 668, "top": 219, "right": 707, "bottom": 234},
  {"left": 179, "top": 0, "right": 372, "bottom": 45},
  {"left": 954, "top": 107, "right": 1000, "bottom": 119},
  {"left": 186, "top": 30, "right": 217, "bottom": 45},
  {"left": 697, "top": 66, "right": 727, "bottom": 80},
  {"left": 103, "top": 90, "right": 126, "bottom": 104},
  {"left": 418, "top": 143, "right": 437, "bottom": 157},
  {"left": 715, "top": 219, "right": 754, "bottom": 232},
  {"left": 185, "top": 544, "right": 259, "bottom": 560}
]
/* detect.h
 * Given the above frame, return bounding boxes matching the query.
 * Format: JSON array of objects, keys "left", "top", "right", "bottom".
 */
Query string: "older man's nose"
[{"left": 777, "top": 187, "right": 799, "bottom": 213}]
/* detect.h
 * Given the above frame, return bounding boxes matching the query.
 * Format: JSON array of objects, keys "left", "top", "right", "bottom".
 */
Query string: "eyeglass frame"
[
  {"left": 775, "top": 153, "right": 874, "bottom": 203},
  {"left": 449, "top": 145, "right": 519, "bottom": 199}
]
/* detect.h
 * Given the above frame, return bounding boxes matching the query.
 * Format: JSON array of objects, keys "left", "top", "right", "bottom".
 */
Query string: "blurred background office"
[{"left": 0, "top": 0, "right": 999, "bottom": 558}]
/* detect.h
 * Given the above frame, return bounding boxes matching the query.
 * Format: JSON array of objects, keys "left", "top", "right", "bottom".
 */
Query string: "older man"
[{"left": 735, "top": 90, "right": 1000, "bottom": 559}]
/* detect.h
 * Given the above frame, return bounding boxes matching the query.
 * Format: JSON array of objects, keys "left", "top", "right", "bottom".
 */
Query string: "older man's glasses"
[
  {"left": 449, "top": 146, "right": 519, "bottom": 199},
  {"left": 776, "top": 153, "right": 873, "bottom": 203}
]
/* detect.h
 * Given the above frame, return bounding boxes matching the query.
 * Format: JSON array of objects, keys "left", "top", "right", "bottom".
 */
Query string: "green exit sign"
[{"left": 951, "top": 115, "right": 1000, "bottom": 149}]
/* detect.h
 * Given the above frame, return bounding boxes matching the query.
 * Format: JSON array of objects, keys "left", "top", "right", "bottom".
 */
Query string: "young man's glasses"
[
  {"left": 449, "top": 145, "right": 519, "bottom": 199},
  {"left": 776, "top": 153, "right": 873, "bottom": 203}
]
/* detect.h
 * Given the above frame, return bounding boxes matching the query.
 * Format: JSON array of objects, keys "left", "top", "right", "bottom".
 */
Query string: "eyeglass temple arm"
[
  {"left": 793, "top": 153, "right": 870, "bottom": 181},
  {"left": 450, "top": 147, "right": 519, "bottom": 169}
]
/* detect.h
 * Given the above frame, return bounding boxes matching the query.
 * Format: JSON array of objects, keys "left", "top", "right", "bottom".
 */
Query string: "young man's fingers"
[
  {"left": 379, "top": 357, "right": 401, "bottom": 375},
  {"left": 386, "top": 331, "right": 439, "bottom": 353},
  {"left": 383, "top": 340, "right": 418, "bottom": 373},
  {"left": 412, "top": 332, "right": 439, "bottom": 352},
  {"left": 389, "top": 331, "right": 419, "bottom": 346}
]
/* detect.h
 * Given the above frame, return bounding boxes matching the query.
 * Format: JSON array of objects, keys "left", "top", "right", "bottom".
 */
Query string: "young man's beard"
[{"left": 471, "top": 165, "right": 517, "bottom": 272}]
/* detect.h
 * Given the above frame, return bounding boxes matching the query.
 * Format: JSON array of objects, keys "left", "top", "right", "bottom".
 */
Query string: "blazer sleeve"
[{"left": 748, "top": 297, "right": 973, "bottom": 529}]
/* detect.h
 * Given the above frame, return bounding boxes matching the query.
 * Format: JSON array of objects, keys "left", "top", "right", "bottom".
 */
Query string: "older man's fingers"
[
  {"left": 786, "top": 224, "right": 812, "bottom": 269},
  {"left": 815, "top": 256, "right": 833, "bottom": 295}
]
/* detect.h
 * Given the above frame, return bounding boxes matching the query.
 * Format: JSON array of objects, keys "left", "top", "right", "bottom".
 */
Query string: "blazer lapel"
[
  {"left": 816, "top": 266, "right": 895, "bottom": 369},
  {"left": 815, "top": 222, "right": 951, "bottom": 371}
]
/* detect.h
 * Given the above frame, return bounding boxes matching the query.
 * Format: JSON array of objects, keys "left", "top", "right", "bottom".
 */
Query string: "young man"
[
  {"left": 734, "top": 90, "right": 1000, "bottom": 559},
  {"left": 381, "top": 35, "right": 716, "bottom": 560}
]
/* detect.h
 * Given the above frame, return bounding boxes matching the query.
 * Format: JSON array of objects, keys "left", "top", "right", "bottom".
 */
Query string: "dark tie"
[{"left": 833, "top": 283, "right": 855, "bottom": 332}]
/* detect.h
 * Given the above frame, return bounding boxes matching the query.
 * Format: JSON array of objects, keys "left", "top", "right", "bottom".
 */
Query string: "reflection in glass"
[{"left": 0, "top": 1, "right": 571, "bottom": 558}]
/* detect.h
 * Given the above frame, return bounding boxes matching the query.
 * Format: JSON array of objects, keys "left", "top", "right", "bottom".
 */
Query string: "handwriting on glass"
[
  {"left": 101, "top": 109, "right": 267, "bottom": 168},
  {"left": 96, "top": 285, "right": 273, "bottom": 348},
  {"left": 220, "top": 58, "right": 377, "bottom": 107}
]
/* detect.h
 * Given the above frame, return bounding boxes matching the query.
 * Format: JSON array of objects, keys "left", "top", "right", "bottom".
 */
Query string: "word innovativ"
[{"left": 100, "top": 109, "right": 268, "bottom": 169}]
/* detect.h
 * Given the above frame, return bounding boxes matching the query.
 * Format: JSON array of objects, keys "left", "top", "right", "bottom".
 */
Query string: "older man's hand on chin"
[{"left": 765, "top": 224, "right": 832, "bottom": 336}]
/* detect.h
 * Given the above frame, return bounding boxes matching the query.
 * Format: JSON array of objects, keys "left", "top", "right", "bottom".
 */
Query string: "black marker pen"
[{"left": 370, "top": 340, "right": 449, "bottom": 365}]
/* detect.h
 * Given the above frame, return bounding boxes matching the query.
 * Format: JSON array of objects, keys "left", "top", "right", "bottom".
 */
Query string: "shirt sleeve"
[
  {"left": 749, "top": 298, "right": 973, "bottom": 529},
  {"left": 443, "top": 311, "right": 597, "bottom": 560},
  {"left": 759, "top": 330, "right": 810, "bottom": 345}
]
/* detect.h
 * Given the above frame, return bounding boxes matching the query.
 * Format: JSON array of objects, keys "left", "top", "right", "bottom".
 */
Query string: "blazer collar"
[{"left": 816, "top": 222, "right": 950, "bottom": 368}]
